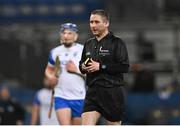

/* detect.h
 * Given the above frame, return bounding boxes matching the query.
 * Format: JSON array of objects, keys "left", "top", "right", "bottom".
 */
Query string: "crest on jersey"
[{"left": 73, "top": 52, "right": 78, "bottom": 57}]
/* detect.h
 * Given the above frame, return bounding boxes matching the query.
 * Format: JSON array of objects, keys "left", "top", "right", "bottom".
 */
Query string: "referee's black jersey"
[{"left": 79, "top": 32, "right": 129, "bottom": 87}]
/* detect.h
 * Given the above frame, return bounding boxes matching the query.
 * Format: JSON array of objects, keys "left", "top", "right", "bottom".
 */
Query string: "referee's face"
[{"left": 90, "top": 14, "right": 109, "bottom": 37}]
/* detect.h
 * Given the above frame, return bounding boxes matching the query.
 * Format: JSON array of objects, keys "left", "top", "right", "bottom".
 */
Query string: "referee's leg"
[
  {"left": 82, "top": 111, "right": 100, "bottom": 125},
  {"left": 106, "top": 120, "right": 122, "bottom": 125}
]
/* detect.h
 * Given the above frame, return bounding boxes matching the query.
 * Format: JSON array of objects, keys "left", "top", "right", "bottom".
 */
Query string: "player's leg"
[
  {"left": 71, "top": 99, "right": 84, "bottom": 125},
  {"left": 56, "top": 108, "right": 71, "bottom": 125},
  {"left": 54, "top": 97, "right": 71, "bottom": 125},
  {"left": 72, "top": 117, "right": 81, "bottom": 125},
  {"left": 82, "top": 111, "right": 101, "bottom": 125}
]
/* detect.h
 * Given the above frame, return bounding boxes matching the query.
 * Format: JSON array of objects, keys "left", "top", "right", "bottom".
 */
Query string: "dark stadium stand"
[
  {"left": 0, "top": 0, "right": 104, "bottom": 23},
  {"left": 4, "top": 86, "right": 180, "bottom": 125}
]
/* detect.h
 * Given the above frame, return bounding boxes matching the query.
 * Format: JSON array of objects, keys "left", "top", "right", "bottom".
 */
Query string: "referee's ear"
[{"left": 105, "top": 20, "right": 109, "bottom": 27}]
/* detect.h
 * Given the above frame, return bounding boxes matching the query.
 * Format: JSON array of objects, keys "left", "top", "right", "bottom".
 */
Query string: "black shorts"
[{"left": 83, "top": 85, "right": 125, "bottom": 122}]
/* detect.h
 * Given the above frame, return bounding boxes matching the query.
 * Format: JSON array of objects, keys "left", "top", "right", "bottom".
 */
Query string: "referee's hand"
[{"left": 82, "top": 59, "right": 100, "bottom": 73}]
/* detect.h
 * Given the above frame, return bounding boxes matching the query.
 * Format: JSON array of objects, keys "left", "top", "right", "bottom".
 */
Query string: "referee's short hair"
[{"left": 91, "top": 9, "right": 109, "bottom": 22}]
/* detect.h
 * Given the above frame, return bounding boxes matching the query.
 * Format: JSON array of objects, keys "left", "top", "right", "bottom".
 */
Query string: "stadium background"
[{"left": 0, "top": 0, "right": 180, "bottom": 124}]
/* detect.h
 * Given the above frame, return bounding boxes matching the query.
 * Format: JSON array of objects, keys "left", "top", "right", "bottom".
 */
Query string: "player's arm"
[
  {"left": 45, "top": 64, "right": 58, "bottom": 88},
  {"left": 31, "top": 104, "right": 40, "bottom": 125},
  {"left": 31, "top": 93, "right": 40, "bottom": 125},
  {"left": 45, "top": 50, "right": 59, "bottom": 87},
  {"left": 66, "top": 60, "right": 86, "bottom": 80}
]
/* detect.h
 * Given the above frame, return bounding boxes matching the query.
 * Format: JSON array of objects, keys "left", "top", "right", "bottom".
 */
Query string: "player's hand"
[
  {"left": 66, "top": 60, "right": 78, "bottom": 73},
  {"left": 47, "top": 74, "right": 58, "bottom": 88}
]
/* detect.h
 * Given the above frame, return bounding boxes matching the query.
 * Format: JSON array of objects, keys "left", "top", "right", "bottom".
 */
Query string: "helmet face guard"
[{"left": 60, "top": 23, "right": 78, "bottom": 33}]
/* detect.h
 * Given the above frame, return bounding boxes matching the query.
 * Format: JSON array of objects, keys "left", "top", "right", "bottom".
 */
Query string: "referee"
[{"left": 79, "top": 9, "right": 129, "bottom": 125}]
